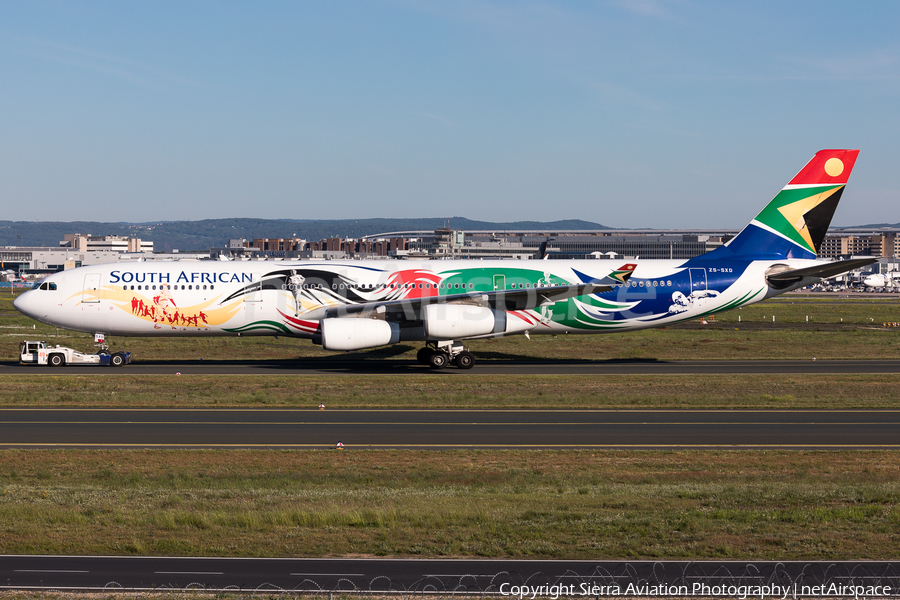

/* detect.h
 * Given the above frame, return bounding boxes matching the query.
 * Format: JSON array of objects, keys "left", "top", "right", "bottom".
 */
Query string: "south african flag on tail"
[
  {"left": 705, "top": 150, "right": 860, "bottom": 261},
  {"left": 608, "top": 263, "right": 637, "bottom": 284}
]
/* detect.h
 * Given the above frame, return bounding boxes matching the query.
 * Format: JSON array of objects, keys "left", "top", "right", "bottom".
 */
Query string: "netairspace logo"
[{"left": 498, "top": 582, "right": 893, "bottom": 599}]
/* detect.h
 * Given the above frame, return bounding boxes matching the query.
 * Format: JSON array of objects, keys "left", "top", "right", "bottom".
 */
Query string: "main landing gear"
[{"left": 416, "top": 341, "right": 475, "bottom": 370}]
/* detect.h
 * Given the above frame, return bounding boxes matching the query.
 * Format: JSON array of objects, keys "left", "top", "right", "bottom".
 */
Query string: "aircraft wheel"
[
  {"left": 48, "top": 354, "right": 65, "bottom": 367},
  {"left": 416, "top": 347, "right": 434, "bottom": 365},
  {"left": 455, "top": 351, "right": 475, "bottom": 370},
  {"left": 110, "top": 352, "right": 126, "bottom": 367},
  {"left": 429, "top": 352, "right": 448, "bottom": 369}
]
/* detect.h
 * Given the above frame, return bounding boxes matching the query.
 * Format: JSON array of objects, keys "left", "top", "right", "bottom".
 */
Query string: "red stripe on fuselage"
[{"left": 278, "top": 309, "right": 320, "bottom": 333}]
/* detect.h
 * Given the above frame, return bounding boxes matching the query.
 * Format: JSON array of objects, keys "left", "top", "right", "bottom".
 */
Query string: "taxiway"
[{"left": 1, "top": 408, "right": 898, "bottom": 449}]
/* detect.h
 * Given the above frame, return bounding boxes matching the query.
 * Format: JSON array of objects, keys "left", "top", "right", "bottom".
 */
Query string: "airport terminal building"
[{"left": 5, "top": 227, "right": 900, "bottom": 284}]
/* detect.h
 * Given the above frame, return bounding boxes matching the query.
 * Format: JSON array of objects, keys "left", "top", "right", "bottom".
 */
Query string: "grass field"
[
  {"left": 2, "top": 373, "right": 900, "bottom": 409},
  {"left": 2, "top": 289, "right": 899, "bottom": 560},
  {"left": 2, "top": 450, "right": 898, "bottom": 559}
]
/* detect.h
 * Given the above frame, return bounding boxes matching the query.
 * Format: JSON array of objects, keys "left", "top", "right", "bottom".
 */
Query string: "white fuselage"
[
  {"left": 14, "top": 257, "right": 808, "bottom": 343},
  {"left": 863, "top": 273, "right": 900, "bottom": 288}
]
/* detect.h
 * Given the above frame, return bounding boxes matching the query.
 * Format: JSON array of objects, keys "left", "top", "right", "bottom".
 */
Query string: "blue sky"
[{"left": 2, "top": 0, "right": 898, "bottom": 228}]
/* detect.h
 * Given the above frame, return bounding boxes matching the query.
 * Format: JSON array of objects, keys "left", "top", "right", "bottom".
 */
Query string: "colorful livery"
[{"left": 14, "top": 150, "right": 874, "bottom": 369}]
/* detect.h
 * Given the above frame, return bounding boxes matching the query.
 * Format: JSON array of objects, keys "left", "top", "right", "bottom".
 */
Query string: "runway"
[
  {"left": 3, "top": 358, "right": 900, "bottom": 375},
  {"left": 2, "top": 555, "right": 898, "bottom": 593},
  {"left": 2, "top": 408, "right": 898, "bottom": 449}
]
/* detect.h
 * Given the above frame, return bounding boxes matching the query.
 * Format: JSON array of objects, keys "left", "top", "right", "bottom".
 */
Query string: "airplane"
[
  {"left": 863, "top": 272, "right": 900, "bottom": 288},
  {"left": 14, "top": 149, "right": 876, "bottom": 369},
  {"left": 1, "top": 269, "right": 22, "bottom": 283}
]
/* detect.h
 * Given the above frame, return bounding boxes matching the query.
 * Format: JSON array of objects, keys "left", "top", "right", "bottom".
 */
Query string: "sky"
[{"left": 1, "top": 1, "right": 899, "bottom": 228}]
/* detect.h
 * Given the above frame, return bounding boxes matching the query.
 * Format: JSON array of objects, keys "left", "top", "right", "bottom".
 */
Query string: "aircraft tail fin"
[{"left": 708, "top": 150, "right": 860, "bottom": 260}]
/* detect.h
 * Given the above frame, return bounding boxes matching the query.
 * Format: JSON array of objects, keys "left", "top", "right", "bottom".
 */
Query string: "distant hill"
[
  {"left": 843, "top": 223, "right": 900, "bottom": 229},
  {"left": 0, "top": 217, "right": 609, "bottom": 252}
]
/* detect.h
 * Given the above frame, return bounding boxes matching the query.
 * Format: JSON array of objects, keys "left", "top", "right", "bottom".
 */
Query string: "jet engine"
[
  {"left": 423, "top": 304, "right": 507, "bottom": 339},
  {"left": 320, "top": 318, "right": 400, "bottom": 351}
]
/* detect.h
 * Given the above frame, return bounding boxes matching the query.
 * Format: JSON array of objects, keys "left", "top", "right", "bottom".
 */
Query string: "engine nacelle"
[
  {"left": 320, "top": 318, "right": 400, "bottom": 351},
  {"left": 423, "top": 304, "right": 506, "bottom": 339}
]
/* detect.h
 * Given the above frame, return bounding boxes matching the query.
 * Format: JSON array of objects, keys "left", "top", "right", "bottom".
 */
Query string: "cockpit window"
[{"left": 37, "top": 282, "right": 57, "bottom": 291}]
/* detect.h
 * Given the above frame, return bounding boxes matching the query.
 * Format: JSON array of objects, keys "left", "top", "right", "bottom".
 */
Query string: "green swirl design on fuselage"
[{"left": 437, "top": 267, "right": 568, "bottom": 292}]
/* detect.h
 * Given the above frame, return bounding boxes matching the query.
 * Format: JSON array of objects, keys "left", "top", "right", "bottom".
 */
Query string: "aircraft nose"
[{"left": 13, "top": 290, "right": 34, "bottom": 317}]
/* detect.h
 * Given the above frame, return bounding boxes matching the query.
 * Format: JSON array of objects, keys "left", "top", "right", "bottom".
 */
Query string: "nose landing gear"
[{"left": 416, "top": 342, "right": 476, "bottom": 370}]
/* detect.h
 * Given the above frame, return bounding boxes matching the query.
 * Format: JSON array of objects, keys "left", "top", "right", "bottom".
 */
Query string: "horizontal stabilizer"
[{"left": 766, "top": 257, "right": 877, "bottom": 287}]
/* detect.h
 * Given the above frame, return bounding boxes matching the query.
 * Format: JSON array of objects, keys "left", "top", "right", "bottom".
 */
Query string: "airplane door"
[
  {"left": 689, "top": 268, "right": 707, "bottom": 294},
  {"left": 82, "top": 273, "right": 102, "bottom": 303},
  {"left": 244, "top": 278, "right": 262, "bottom": 303},
  {"left": 493, "top": 274, "right": 506, "bottom": 291},
  {"left": 243, "top": 277, "right": 263, "bottom": 324}
]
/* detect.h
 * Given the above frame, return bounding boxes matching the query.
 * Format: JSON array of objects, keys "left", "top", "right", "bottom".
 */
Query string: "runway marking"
[
  {"left": 2, "top": 422, "right": 899, "bottom": 429},
  {"left": 424, "top": 574, "right": 495, "bottom": 577},
  {"left": 290, "top": 572, "right": 365, "bottom": 577},
  {"left": 14, "top": 570, "right": 89, "bottom": 573},
  {"left": 4, "top": 408, "right": 900, "bottom": 413},
  {"left": 154, "top": 571, "right": 224, "bottom": 575}
]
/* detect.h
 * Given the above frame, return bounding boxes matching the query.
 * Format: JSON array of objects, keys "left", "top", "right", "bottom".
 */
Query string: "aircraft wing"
[
  {"left": 301, "top": 263, "right": 636, "bottom": 320},
  {"left": 766, "top": 257, "right": 877, "bottom": 286}
]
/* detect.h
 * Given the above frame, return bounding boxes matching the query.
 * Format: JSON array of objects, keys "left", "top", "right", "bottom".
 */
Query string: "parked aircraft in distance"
[
  {"left": 863, "top": 272, "right": 900, "bottom": 288},
  {"left": 15, "top": 150, "right": 875, "bottom": 369}
]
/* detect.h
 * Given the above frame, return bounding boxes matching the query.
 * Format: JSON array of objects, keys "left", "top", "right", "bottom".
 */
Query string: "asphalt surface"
[
  {"left": 2, "top": 556, "right": 899, "bottom": 593},
  {"left": 2, "top": 408, "right": 899, "bottom": 449},
  {"left": 3, "top": 358, "right": 900, "bottom": 375}
]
